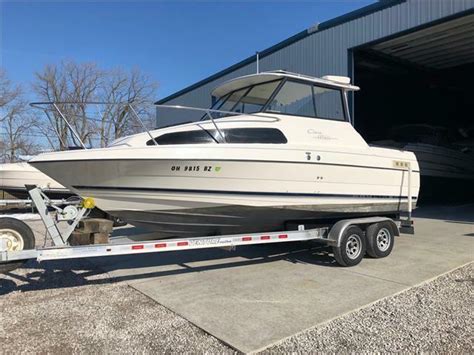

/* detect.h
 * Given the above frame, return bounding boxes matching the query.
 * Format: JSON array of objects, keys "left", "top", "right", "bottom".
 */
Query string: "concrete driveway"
[{"left": 83, "top": 204, "right": 473, "bottom": 353}]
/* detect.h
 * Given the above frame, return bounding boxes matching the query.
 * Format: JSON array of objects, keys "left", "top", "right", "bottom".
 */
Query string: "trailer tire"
[
  {"left": 332, "top": 225, "right": 366, "bottom": 267},
  {"left": 0, "top": 218, "right": 35, "bottom": 274},
  {"left": 366, "top": 222, "right": 394, "bottom": 258}
]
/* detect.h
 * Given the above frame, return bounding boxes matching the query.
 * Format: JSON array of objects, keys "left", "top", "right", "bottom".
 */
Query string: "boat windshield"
[
  {"left": 265, "top": 80, "right": 346, "bottom": 121},
  {"left": 205, "top": 80, "right": 282, "bottom": 119},
  {"left": 204, "top": 78, "right": 346, "bottom": 122}
]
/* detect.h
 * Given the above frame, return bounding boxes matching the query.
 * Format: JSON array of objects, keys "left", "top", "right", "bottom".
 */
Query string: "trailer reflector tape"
[{"left": 22, "top": 223, "right": 345, "bottom": 262}]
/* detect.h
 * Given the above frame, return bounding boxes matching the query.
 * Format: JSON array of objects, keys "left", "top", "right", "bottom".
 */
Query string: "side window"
[
  {"left": 313, "top": 86, "right": 345, "bottom": 121},
  {"left": 146, "top": 128, "right": 287, "bottom": 145},
  {"left": 147, "top": 130, "right": 215, "bottom": 145},
  {"left": 224, "top": 128, "right": 287, "bottom": 144},
  {"left": 266, "top": 81, "right": 315, "bottom": 117}
]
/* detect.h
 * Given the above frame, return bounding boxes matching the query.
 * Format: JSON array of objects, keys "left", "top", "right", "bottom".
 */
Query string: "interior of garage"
[{"left": 352, "top": 13, "right": 474, "bottom": 203}]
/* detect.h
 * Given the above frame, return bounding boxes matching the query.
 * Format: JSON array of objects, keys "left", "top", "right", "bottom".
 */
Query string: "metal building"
[{"left": 155, "top": 0, "right": 474, "bottom": 140}]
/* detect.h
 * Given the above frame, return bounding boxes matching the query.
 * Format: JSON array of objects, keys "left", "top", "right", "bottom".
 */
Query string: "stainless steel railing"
[{"left": 30, "top": 101, "right": 281, "bottom": 148}]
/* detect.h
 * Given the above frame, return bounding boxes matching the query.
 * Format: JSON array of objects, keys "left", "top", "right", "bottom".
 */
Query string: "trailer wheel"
[
  {"left": 0, "top": 218, "right": 35, "bottom": 274},
  {"left": 366, "top": 222, "right": 395, "bottom": 258},
  {"left": 333, "top": 225, "right": 366, "bottom": 267}
]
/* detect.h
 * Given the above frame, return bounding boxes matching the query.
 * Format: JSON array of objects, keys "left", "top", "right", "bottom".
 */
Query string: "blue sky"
[{"left": 1, "top": 0, "right": 375, "bottom": 101}]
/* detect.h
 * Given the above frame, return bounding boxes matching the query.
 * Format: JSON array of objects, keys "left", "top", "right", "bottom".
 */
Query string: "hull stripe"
[
  {"left": 72, "top": 185, "right": 418, "bottom": 200},
  {"left": 31, "top": 158, "right": 420, "bottom": 173}
]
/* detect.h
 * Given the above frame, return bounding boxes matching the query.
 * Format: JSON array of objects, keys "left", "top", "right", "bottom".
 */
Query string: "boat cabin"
[
  {"left": 112, "top": 71, "right": 363, "bottom": 148},
  {"left": 209, "top": 70, "right": 358, "bottom": 122}
]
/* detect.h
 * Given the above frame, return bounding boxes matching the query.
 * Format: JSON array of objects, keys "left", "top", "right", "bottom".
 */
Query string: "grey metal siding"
[{"left": 157, "top": 0, "right": 474, "bottom": 127}]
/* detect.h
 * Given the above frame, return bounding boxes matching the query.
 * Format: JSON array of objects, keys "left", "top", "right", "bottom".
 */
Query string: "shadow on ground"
[
  {"left": 413, "top": 203, "right": 474, "bottom": 223},
  {"left": 4, "top": 203, "right": 472, "bottom": 297},
  {"left": 0, "top": 240, "right": 337, "bottom": 295}
]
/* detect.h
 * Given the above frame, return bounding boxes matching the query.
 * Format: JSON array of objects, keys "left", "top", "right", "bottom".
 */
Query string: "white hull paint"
[
  {"left": 31, "top": 144, "right": 419, "bottom": 236},
  {"left": 0, "top": 162, "right": 71, "bottom": 198}
]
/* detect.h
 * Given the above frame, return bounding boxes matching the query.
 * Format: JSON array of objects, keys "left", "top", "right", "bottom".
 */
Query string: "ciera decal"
[
  {"left": 170, "top": 165, "right": 222, "bottom": 172},
  {"left": 307, "top": 129, "right": 337, "bottom": 141}
]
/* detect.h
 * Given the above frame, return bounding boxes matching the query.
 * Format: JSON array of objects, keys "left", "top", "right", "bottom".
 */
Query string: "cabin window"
[
  {"left": 146, "top": 128, "right": 287, "bottom": 145},
  {"left": 265, "top": 80, "right": 346, "bottom": 121},
  {"left": 217, "top": 88, "right": 248, "bottom": 112},
  {"left": 266, "top": 81, "right": 315, "bottom": 117},
  {"left": 232, "top": 81, "right": 281, "bottom": 114},
  {"left": 221, "top": 128, "right": 287, "bottom": 143},
  {"left": 203, "top": 80, "right": 282, "bottom": 119},
  {"left": 204, "top": 77, "right": 347, "bottom": 122},
  {"left": 148, "top": 130, "right": 216, "bottom": 145},
  {"left": 313, "top": 86, "right": 345, "bottom": 121}
]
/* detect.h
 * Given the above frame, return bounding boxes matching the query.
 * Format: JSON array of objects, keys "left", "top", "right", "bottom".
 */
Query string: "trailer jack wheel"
[
  {"left": 0, "top": 218, "right": 36, "bottom": 274},
  {"left": 332, "top": 225, "right": 366, "bottom": 267}
]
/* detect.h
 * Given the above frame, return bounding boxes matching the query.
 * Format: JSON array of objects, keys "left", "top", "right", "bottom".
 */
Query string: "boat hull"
[
  {"left": 105, "top": 201, "right": 405, "bottom": 239},
  {"left": 0, "top": 162, "right": 72, "bottom": 199},
  {"left": 2, "top": 186, "right": 73, "bottom": 200},
  {"left": 30, "top": 146, "right": 419, "bottom": 238}
]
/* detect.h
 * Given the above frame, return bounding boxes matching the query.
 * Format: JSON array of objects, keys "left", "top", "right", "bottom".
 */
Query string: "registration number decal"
[{"left": 171, "top": 165, "right": 221, "bottom": 172}]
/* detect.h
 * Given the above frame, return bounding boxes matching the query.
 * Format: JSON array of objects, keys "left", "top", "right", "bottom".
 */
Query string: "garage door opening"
[{"left": 352, "top": 13, "right": 474, "bottom": 203}]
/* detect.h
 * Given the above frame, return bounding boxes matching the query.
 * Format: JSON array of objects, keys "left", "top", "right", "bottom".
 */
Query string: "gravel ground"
[
  {"left": 0, "top": 258, "right": 233, "bottom": 353},
  {"left": 0, "top": 220, "right": 230, "bottom": 353},
  {"left": 1, "top": 262, "right": 471, "bottom": 353},
  {"left": 0, "top": 216, "right": 232, "bottom": 353},
  {"left": 265, "top": 262, "right": 474, "bottom": 353}
]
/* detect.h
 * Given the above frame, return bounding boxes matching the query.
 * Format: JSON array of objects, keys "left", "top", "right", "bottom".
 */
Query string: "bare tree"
[
  {"left": 2, "top": 110, "right": 40, "bottom": 162},
  {"left": 32, "top": 64, "right": 68, "bottom": 150},
  {"left": 97, "top": 68, "right": 158, "bottom": 147},
  {"left": 0, "top": 69, "right": 22, "bottom": 112},
  {"left": 33, "top": 61, "right": 158, "bottom": 149},
  {"left": 33, "top": 61, "right": 103, "bottom": 149},
  {"left": 0, "top": 69, "right": 38, "bottom": 162}
]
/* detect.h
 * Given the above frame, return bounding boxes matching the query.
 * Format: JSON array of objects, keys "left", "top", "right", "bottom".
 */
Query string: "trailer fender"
[{"left": 328, "top": 217, "right": 399, "bottom": 247}]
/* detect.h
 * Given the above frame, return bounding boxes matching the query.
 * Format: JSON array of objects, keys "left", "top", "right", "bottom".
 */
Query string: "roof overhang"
[
  {"left": 369, "top": 12, "right": 474, "bottom": 70},
  {"left": 211, "top": 71, "right": 360, "bottom": 98}
]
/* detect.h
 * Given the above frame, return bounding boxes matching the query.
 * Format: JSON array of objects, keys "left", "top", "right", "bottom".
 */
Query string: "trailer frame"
[{"left": 0, "top": 187, "right": 410, "bottom": 268}]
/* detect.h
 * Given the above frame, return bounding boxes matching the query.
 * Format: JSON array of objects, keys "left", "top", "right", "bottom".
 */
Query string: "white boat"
[
  {"left": 0, "top": 162, "right": 72, "bottom": 199},
  {"left": 29, "top": 71, "right": 420, "bottom": 237},
  {"left": 372, "top": 124, "right": 474, "bottom": 181}
]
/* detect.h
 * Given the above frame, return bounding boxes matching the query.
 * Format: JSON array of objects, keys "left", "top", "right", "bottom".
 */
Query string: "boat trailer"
[{"left": 0, "top": 184, "right": 415, "bottom": 272}]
